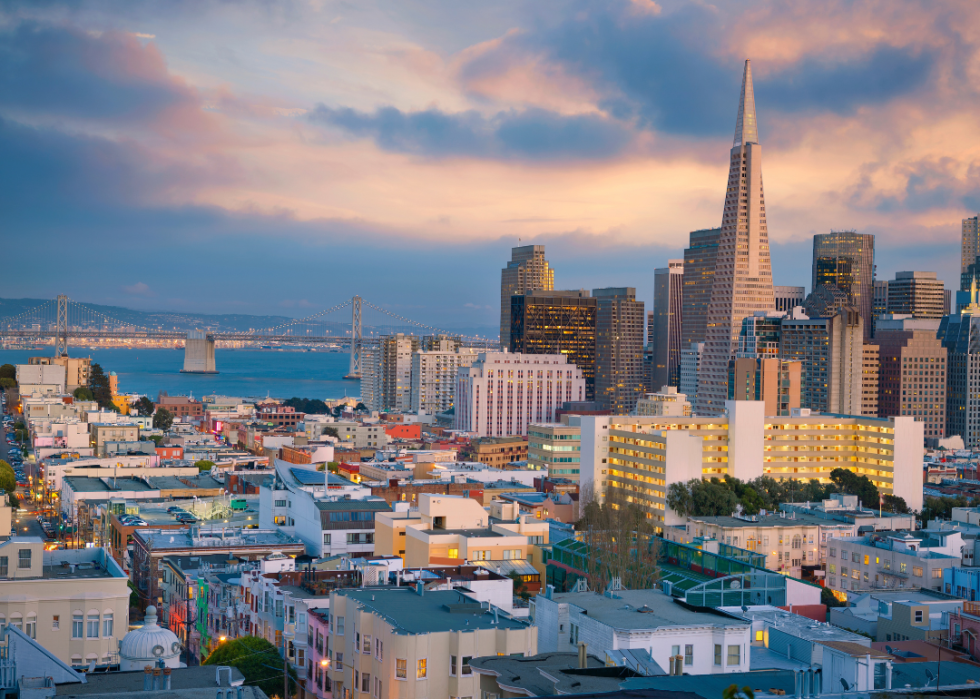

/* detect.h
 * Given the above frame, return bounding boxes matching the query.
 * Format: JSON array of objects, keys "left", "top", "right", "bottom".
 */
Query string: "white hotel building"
[{"left": 454, "top": 352, "right": 586, "bottom": 438}]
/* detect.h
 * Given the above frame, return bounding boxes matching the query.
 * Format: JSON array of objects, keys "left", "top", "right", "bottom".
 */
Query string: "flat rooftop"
[
  {"left": 549, "top": 589, "right": 748, "bottom": 630},
  {"left": 690, "top": 511, "right": 853, "bottom": 528},
  {"left": 135, "top": 527, "right": 304, "bottom": 551},
  {"left": 719, "top": 605, "right": 870, "bottom": 644}
]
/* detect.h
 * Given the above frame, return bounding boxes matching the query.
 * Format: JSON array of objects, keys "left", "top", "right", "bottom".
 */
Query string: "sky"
[{"left": 1, "top": 0, "right": 978, "bottom": 329}]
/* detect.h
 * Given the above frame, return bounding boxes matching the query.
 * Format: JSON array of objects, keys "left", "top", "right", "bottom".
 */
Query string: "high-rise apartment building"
[
  {"left": 886, "top": 271, "right": 945, "bottom": 319},
  {"left": 454, "top": 352, "right": 586, "bottom": 437},
  {"left": 510, "top": 290, "right": 597, "bottom": 400},
  {"left": 811, "top": 231, "right": 875, "bottom": 339},
  {"left": 774, "top": 286, "right": 805, "bottom": 314},
  {"left": 697, "top": 61, "right": 776, "bottom": 415},
  {"left": 362, "top": 333, "right": 420, "bottom": 412},
  {"left": 681, "top": 228, "right": 721, "bottom": 346},
  {"left": 862, "top": 344, "right": 879, "bottom": 417},
  {"left": 876, "top": 316, "right": 946, "bottom": 440},
  {"left": 594, "top": 287, "right": 645, "bottom": 415},
  {"left": 651, "top": 261, "right": 684, "bottom": 391},
  {"left": 779, "top": 308, "right": 864, "bottom": 415},
  {"left": 500, "top": 245, "right": 554, "bottom": 348},
  {"left": 728, "top": 357, "right": 801, "bottom": 416},
  {"left": 410, "top": 348, "right": 479, "bottom": 415},
  {"left": 679, "top": 342, "right": 704, "bottom": 403},
  {"left": 962, "top": 215, "right": 980, "bottom": 283}
]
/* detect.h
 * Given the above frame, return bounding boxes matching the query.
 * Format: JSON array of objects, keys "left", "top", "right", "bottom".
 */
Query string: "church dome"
[{"left": 119, "top": 606, "right": 182, "bottom": 671}]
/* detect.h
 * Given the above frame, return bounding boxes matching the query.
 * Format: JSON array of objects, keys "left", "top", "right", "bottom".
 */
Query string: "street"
[{"left": 0, "top": 393, "right": 48, "bottom": 542}]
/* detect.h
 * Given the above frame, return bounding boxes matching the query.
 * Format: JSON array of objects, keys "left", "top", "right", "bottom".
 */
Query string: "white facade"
[
  {"left": 455, "top": 352, "right": 586, "bottom": 438},
  {"left": 16, "top": 364, "right": 67, "bottom": 393},
  {"left": 410, "top": 349, "right": 479, "bottom": 414}
]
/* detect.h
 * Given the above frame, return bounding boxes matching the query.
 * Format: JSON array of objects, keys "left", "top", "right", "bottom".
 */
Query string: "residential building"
[
  {"left": 455, "top": 352, "right": 586, "bottom": 438},
  {"left": 527, "top": 421, "right": 582, "bottom": 481},
  {"left": 781, "top": 493, "right": 917, "bottom": 533},
  {"left": 727, "top": 357, "right": 801, "bottom": 417},
  {"left": 863, "top": 343, "right": 880, "bottom": 416},
  {"left": 681, "top": 228, "right": 721, "bottom": 347},
  {"left": 501, "top": 244, "right": 555, "bottom": 348},
  {"left": 155, "top": 395, "right": 204, "bottom": 419},
  {"left": 887, "top": 271, "right": 945, "bottom": 319},
  {"left": 255, "top": 403, "right": 305, "bottom": 429},
  {"left": 88, "top": 423, "right": 140, "bottom": 456},
  {"left": 877, "top": 594, "right": 963, "bottom": 643},
  {"left": 410, "top": 348, "right": 479, "bottom": 415},
  {"left": 678, "top": 342, "right": 703, "bottom": 402},
  {"left": 635, "top": 386, "right": 692, "bottom": 417},
  {"left": 826, "top": 531, "right": 962, "bottom": 601},
  {"left": 461, "top": 436, "right": 528, "bottom": 468},
  {"left": 511, "top": 290, "right": 597, "bottom": 400},
  {"left": 594, "top": 287, "right": 645, "bottom": 415},
  {"left": 309, "top": 420, "right": 388, "bottom": 450},
  {"left": 370, "top": 334, "right": 421, "bottom": 412},
  {"left": 579, "top": 403, "right": 924, "bottom": 528},
  {"left": 872, "top": 279, "right": 889, "bottom": 337},
  {"left": 697, "top": 61, "right": 777, "bottom": 416},
  {"left": 651, "top": 261, "right": 684, "bottom": 390},
  {"left": 327, "top": 586, "right": 538, "bottom": 699},
  {"left": 773, "top": 286, "right": 805, "bottom": 314},
  {"left": 948, "top": 599, "right": 980, "bottom": 660},
  {"left": 830, "top": 589, "right": 960, "bottom": 640},
  {"left": 16, "top": 364, "right": 67, "bottom": 393},
  {"left": 0, "top": 540, "right": 129, "bottom": 670},
  {"left": 533, "top": 587, "right": 751, "bottom": 675},
  {"left": 940, "top": 302, "right": 980, "bottom": 448},
  {"left": 779, "top": 307, "right": 864, "bottom": 415},
  {"left": 875, "top": 315, "right": 946, "bottom": 439},
  {"left": 494, "top": 492, "right": 578, "bottom": 523},
  {"left": 811, "top": 231, "right": 876, "bottom": 340}
]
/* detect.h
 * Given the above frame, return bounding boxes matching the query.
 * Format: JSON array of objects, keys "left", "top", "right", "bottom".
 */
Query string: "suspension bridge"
[{"left": 0, "top": 295, "right": 497, "bottom": 377}]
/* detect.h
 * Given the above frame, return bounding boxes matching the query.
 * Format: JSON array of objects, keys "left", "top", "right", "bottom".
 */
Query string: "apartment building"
[
  {"left": 527, "top": 422, "right": 582, "bottom": 481},
  {"left": 327, "top": 587, "right": 537, "bottom": 699},
  {"left": 877, "top": 594, "right": 963, "bottom": 643},
  {"left": 461, "top": 436, "right": 528, "bottom": 468},
  {"left": 309, "top": 420, "right": 389, "bottom": 450},
  {"left": 89, "top": 423, "right": 140, "bottom": 455},
  {"left": 155, "top": 395, "right": 204, "bottom": 419},
  {"left": 635, "top": 386, "right": 692, "bottom": 417},
  {"left": 410, "top": 348, "right": 478, "bottom": 415},
  {"left": 862, "top": 343, "right": 880, "bottom": 416},
  {"left": 727, "top": 357, "right": 801, "bottom": 417}
]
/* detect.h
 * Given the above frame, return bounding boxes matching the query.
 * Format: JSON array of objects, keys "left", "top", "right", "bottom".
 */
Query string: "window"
[
  {"left": 915, "top": 610, "right": 924, "bottom": 622},
  {"left": 323, "top": 533, "right": 331, "bottom": 546},
  {"left": 335, "top": 616, "right": 344, "bottom": 636},
  {"left": 451, "top": 655, "right": 457, "bottom": 676},
  {"left": 417, "top": 658, "right": 427, "bottom": 679},
  {"left": 570, "top": 623, "right": 578, "bottom": 645},
  {"left": 87, "top": 613, "right": 99, "bottom": 638},
  {"left": 17, "top": 549, "right": 30, "bottom": 569},
  {"left": 52, "top": 615, "right": 60, "bottom": 630},
  {"left": 829, "top": 547, "right": 836, "bottom": 558},
  {"left": 933, "top": 568, "right": 943, "bottom": 579},
  {"left": 462, "top": 656, "right": 472, "bottom": 675},
  {"left": 864, "top": 555, "right": 869, "bottom": 565},
  {"left": 842, "top": 567, "right": 848, "bottom": 578},
  {"left": 363, "top": 635, "right": 371, "bottom": 654},
  {"left": 755, "top": 631, "right": 763, "bottom": 642},
  {"left": 900, "top": 562, "right": 908, "bottom": 574},
  {"left": 913, "top": 567, "right": 923, "bottom": 578},
  {"left": 25, "top": 615, "right": 36, "bottom": 639},
  {"left": 727, "top": 645, "right": 741, "bottom": 666},
  {"left": 362, "top": 673, "right": 371, "bottom": 693},
  {"left": 0, "top": 557, "right": 7, "bottom": 577},
  {"left": 396, "top": 659, "right": 407, "bottom": 679},
  {"left": 685, "top": 645, "right": 693, "bottom": 666},
  {"left": 829, "top": 564, "right": 836, "bottom": 574},
  {"left": 103, "top": 613, "right": 113, "bottom": 637},
  {"left": 714, "top": 644, "right": 722, "bottom": 666},
  {"left": 448, "top": 547, "right": 459, "bottom": 559},
  {"left": 72, "top": 613, "right": 83, "bottom": 639},
  {"left": 376, "top": 638, "right": 383, "bottom": 660}
]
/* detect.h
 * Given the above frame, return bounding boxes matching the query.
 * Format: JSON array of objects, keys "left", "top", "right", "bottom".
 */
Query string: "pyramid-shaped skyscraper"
[{"left": 696, "top": 60, "right": 776, "bottom": 415}]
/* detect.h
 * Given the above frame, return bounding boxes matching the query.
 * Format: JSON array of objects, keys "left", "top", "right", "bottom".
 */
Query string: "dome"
[{"left": 119, "top": 606, "right": 182, "bottom": 671}]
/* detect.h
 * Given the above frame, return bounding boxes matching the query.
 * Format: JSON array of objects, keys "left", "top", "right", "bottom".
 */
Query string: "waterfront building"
[
  {"left": 811, "top": 231, "right": 875, "bottom": 339},
  {"left": 697, "top": 61, "right": 776, "bottom": 415},
  {"left": 594, "top": 287, "right": 645, "bottom": 414},
  {"left": 887, "top": 271, "right": 945, "bottom": 319},
  {"left": 681, "top": 229, "right": 721, "bottom": 347},
  {"left": 501, "top": 245, "right": 554, "bottom": 348},
  {"left": 652, "top": 261, "right": 684, "bottom": 390},
  {"left": 774, "top": 286, "right": 805, "bottom": 314},
  {"left": 876, "top": 316, "right": 946, "bottom": 439}
]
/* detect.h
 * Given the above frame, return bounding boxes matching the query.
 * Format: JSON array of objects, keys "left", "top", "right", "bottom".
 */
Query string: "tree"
[
  {"left": 0, "top": 462, "right": 16, "bottom": 495},
  {"left": 508, "top": 571, "right": 530, "bottom": 600},
  {"left": 0, "top": 364, "right": 14, "bottom": 381},
  {"left": 0, "top": 378, "right": 14, "bottom": 390},
  {"left": 194, "top": 460, "right": 215, "bottom": 472},
  {"left": 283, "top": 397, "right": 329, "bottom": 414},
  {"left": 829, "top": 468, "right": 878, "bottom": 509},
  {"left": 723, "top": 685, "right": 755, "bottom": 699},
  {"left": 153, "top": 408, "right": 174, "bottom": 431},
  {"left": 322, "top": 426, "right": 339, "bottom": 440},
  {"left": 203, "top": 636, "right": 297, "bottom": 699},
  {"left": 133, "top": 396, "right": 155, "bottom": 416},
  {"left": 882, "top": 494, "right": 909, "bottom": 514},
  {"left": 72, "top": 386, "right": 94, "bottom": 401},
  {"left": 355, "top": 402, "right": 367, "bottom": 412},
  {"left": 147, "top": 435, "right": 164, "bottom": 446},
  {"left": 88, "top": 363, "right": 113, "bottom": 409},
  {"left": 821, "top": 586, "right": 846, "bottom": 608}
]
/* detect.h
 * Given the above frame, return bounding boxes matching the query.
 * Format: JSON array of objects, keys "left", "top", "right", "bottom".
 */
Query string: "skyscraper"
[
  {"left": 940, "top": 290, "right": 980, "bottom": 447},
  {"left": 962, "top": 215, "right": 980, "bottom": 286},
  {"left": 811, "top": 230, "right": 875, "bottom": 339},
  {"left": 876, "top": 316, "right": 946, "bottom": 439},
  {"left": 651, "top": 260, "right": 684, "bottom": 390},
  {"left": 500, "top": 245, "right": 554, "bottom": 348},
  {"left": 681, "top": 228, "right": 721, "bottom": 346},
  {"left": 886, "top": 271, "right": 945, "bottom": 319},
  {"left": 773, "top": 286, "right": 805, "bottom": 314},
  {"left": 594, "top": 287, "right": 646, "bottom": 415},
  {"left": 696, "top": 60, "right": 776, "bottom": 415},
  {"left": 510, "top": 290, "right": 597, "bottom": 400},
  {"left": 872, "top": 280, "right": 889, "bottom": 337}
]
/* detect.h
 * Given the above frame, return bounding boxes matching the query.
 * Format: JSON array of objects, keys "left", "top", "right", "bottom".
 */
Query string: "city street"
[{"left": 0, "top": 395, "right": 47, "bottom": 541}]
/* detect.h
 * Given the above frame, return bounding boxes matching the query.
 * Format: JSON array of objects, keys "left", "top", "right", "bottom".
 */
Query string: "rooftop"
[
  {"left": 469, "top": 652, "right": 625, "bottom": 697},
  {"left": 548, "top": 589, "right": 748, "bottom": 630},
  {"left": 54, "top": 666, "right": 247, "bottom": 696},
  {"left": 419, "top": 528, "right": 504, "bottom": 538},
  {"left": 135, "top": 527, "right": 304, "bottom": 551},
  {"left": 689, "top": 511, "right": 854, "bottom": 528},
  {"left": 820, "top": 640, "right": 892, "bottom": 658},
  {"left": 314, "top": 499, "right": 391, "bottom": 512},
  {"left": 621, "top": 669, "right": 796, "bottom": 699},
  {"left": 719, "top": 605, "right": 870, "bottom": 644}
]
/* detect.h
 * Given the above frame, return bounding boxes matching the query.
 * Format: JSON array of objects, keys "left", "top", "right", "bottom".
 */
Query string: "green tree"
[
  {"left": 0, "top": 364, "right": 14, "bottom": 380},
  {"left": 147, "top": 435, "right": 164, "bottom": 446},
  {"left": 830, "top": 468, "right": 878, "bottom": 508},
  {"left": 194, "top": 459, "right": 215, "bottom": 472},
  {"left": 666, "top": 481, "right": 694, "bottom": 517},
  {"left": 322, "top": 426, "right": 339, "bottom": 440},
  {"left": 0, "top": 462, "right": 16, "bottom": 495},
  {"left": 152, "top": 408, "right": 174, "bottom": 431},
  {"left": 283, "top": 397, "right": 330, "bottom": 414},
  {"left": 355, "top": 402, "right": 367, "bottom": 412},
  {"left": 0, "top": 378, "right": 14, "bottom": 390},
  {"left": 72, "top": 386, "right": 94, "bottom": 401},
  {"left": 822, "top": 586, "right": 846, "bottom": 608},
  {"left": 882, "top": 494, "right": 909, "bottom": 514},
  {"left": 203, "top": 636, "right": 297, "bottom": 698},
  {"left": 88, "top": 363, "right": 113, "bottom": 409},
  {"left": 133, "top": 396, "right": 155, "bottom": 417}
]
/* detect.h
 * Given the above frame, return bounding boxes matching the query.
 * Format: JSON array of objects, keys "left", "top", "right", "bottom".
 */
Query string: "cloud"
[
  {"left": 308, "top": 104, "right": 633, "bottom": 161},
  {"left": 122, "top": 282, "right": 155, "bottom": 297}
]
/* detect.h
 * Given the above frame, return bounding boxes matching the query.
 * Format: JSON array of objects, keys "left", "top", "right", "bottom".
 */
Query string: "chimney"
[
  {"left": 163, "top": 667, "right": 172, "bottom": 690},
  {"left": 577, "top": 642, "right": 587, "bottom": 669},
  {"left": 144, "top": 666, "right": 153, "bottom": 691}
]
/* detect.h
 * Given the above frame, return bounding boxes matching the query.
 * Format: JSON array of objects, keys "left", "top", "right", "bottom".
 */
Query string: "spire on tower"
[{"left": 733, "top": 59, "right": 759, "bottom": 147}]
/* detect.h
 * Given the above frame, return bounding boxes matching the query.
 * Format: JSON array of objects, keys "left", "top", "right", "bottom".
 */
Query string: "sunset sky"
[{"left": 2, "top": 0, "right": 978, "bottom": 328}]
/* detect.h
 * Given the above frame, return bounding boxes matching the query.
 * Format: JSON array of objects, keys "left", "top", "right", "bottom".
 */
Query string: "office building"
[
  {"left": 963, "top": 215, "right": 980, "bottom": 283},
  {"left": 697, "top": 61, "right": 777, "bottom": 415},
  {"left": 736, "top": 311, "right": 785, "bottom": 358},
  {"left": 774, "top": 286, "right": 805, "bottom": 314},
  {"left": 500, "top": 245, "right": 554, "bottom": 348},
  {"left": 728, "top": 357, "right": 801, "bottom": 416},
  {"left": 681, "top": 228, "right": 721, "bottom": 346},
  {"left": 779, "top": 307, "right": 864, "bottom": 415},
  {"left": 410, "top": 347, "right": 479, "bottom": 415},
  {"left": 887, "top": 271, "right": 945, "bottom": 319},
  {"left": 811, "top": 231, "right": 875, "bottom": 339},
  {"left": 872, "top": 280, "right": 889, "bottom": 337},
  {"left": 528, "top": 421, "right": 582, "bottom": 480},
  {"left": 461, "top": 436, "right": 528, "bottom": 468},
  {"left": 876, "top": 316, "right": 946, "bottom": 439},
  {"left": 510, "top": 290, "right": 597, "bottom": 399},
  {"left": 635, "top": 386, "right": 692, "bottom": 417},
  {"left": 940, "top": 302, "right": 980, "bottom": 448},
  {"left": 594, "top": 287, "right": 645, "bottom": 415},
  {"left": 678, "top": 343, "right": 704, "bottom": 402},
  {"left": 455, "top": 352, "right": 586, "bottom": 438},
  {"left": 862, "top": 343, "right": 880, "bottom": 417},
  {"left": 579, "top": 403, "right": 923, "bottom": 528},
  {"left": 803, "top": 283, "right": 849, "bottom": 319},
  {"left": 651, "top": 261, "right": 684, "bottom": 390}
]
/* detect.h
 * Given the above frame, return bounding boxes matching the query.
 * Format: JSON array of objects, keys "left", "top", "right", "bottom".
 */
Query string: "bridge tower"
[
  {"left": 345, "top": 295, "right": 362, "bottom": 379},
  {"left": 55, "top": 294, "right": 69, "bottom": 357}
]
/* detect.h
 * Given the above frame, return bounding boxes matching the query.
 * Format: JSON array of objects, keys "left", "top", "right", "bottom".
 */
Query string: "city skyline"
[{"left": 1, "top": 1, "right": 977, "bottom": 325}]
